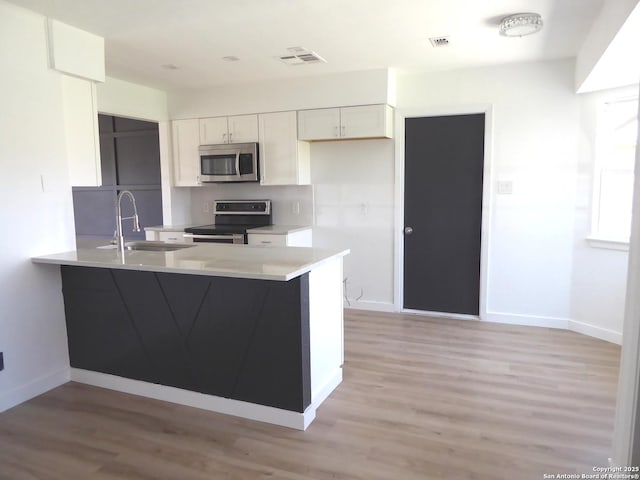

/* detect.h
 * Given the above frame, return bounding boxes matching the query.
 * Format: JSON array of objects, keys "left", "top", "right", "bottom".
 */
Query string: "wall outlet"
[
  {"left": 202, "top": 201, "right": 210, "bottom": 213},
  {"left": 292, "top": 201, "right": 300, "bottom": 215},
  {"left": 497, "top": 180, "right": 513, "bottom": 195},
  {"left": 0, "top": 352, "right": 4, "bottom": 371}
]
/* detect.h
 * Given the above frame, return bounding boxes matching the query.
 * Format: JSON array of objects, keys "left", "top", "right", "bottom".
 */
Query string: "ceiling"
[{"left": 8, "top": 0, "right": 604, "bottom": 91}]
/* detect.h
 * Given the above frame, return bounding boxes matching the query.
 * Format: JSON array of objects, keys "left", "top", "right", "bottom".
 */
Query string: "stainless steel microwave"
[{"left": 199, "top": 142, "right": 259, "bottom": 183}]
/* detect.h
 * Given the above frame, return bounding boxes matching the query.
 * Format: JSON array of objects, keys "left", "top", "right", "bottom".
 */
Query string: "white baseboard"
[
  {"left": 0, "top": 367, "right": 70, "bottom": 413},
  {"left": 70, "top": 368, "right": 315, "bottom": 430},
  {"left": 393, "top": 307, "right": 622, "bottom": 344},
  {"left": 345, "top": 300, "right": 394, "bottom": 312},
  {"left": 484, "top": 311, "right": 569, "bottom": 329},
  {"left": 311, "top": 370, "right": 342, "bottom": 409},
  {"left": 568, "top": 319, "right": 622, "bottom": 345}
]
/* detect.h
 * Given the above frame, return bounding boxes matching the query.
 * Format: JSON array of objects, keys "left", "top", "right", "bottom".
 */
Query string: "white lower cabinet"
[
  {"left": 258, "top": 111, "right": 310, "bottom": 186},
  {"left": 248, "top": 229, "right": 312, "bottom": 247},
  {"left": 248, "top": 234, "right": 287, "bottom": 247},
  {"left": 145, "top": 229, "right": 191, "bottom": 242},
  {"left": 158, "top": 231, "right": 186, "bottom": 243}
]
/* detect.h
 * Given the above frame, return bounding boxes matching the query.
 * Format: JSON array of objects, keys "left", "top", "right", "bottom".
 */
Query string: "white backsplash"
[
  {"left": 190, "top": 184, "right": 314, "bottom": 226},
  {"left": 310, "top": 139, "right": 395, "bottom": 307}
]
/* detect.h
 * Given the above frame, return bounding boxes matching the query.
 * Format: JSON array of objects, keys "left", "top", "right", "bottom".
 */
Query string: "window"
[{"left": 589, "top": 95, "right": 639, "bottom": 249}]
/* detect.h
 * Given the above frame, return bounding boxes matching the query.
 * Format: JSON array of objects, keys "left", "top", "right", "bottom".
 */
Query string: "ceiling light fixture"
[{"left": 499, "top": 12, "right": 543, "bottom": 37}]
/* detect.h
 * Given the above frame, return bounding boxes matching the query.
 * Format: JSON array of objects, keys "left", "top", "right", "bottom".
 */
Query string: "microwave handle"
[{"left": 235, "top": 152, "right": 241, "bottom": 177}]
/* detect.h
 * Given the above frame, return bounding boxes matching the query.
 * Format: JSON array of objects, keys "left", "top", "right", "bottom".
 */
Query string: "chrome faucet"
[{"left": 115, "top": 190, "right": 141, "bottom": 252}]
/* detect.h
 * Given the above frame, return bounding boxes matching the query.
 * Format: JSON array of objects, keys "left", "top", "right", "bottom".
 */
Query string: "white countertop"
[
  {"left": 247, "top": 225, "right": 312, "bottom": 235},
  {"left": 32, "top": 243, "right": 348, "bottom": 281}
]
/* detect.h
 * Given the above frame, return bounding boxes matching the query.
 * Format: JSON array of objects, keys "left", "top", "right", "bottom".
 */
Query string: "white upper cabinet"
[
  {"left": 62, "top": 75, "right": 101, "bottom": 186},
  {"left": 172, "top": 119, "right": 201, "bottom": 187},
  {"left": 298, "top": 104, "right": 393, "bottom": 141},
  {"left": 228, "top": 115, "right": 259, "bottom": 143},
  {"left": 199, "top": 114, "right": 258, "bottom": 144},
  {"left": 259, "top": 111, "right": 310, "bottom": 186},
  {"left": 297, "top": 108, "right": 341, "bottom": 140},
  {"left": 199, "top": 116, "right": 227, "bottom": 145},
  {"left": 340, "top": 105, "right": 393, "bottom": 139}
]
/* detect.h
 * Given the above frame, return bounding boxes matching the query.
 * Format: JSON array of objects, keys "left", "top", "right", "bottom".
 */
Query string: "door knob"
[{"left": 404, "top": 226, "right": 413, "bottom": 235}]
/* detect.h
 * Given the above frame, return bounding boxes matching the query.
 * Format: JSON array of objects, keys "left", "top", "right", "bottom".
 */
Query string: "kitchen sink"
[{"left": 125, "top": 241, "right": 196, "bottom": 252}]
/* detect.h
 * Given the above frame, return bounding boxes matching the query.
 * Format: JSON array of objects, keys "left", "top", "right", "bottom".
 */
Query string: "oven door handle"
[{"left": 183, "top": 233, "right": 237, "bottom": 240}]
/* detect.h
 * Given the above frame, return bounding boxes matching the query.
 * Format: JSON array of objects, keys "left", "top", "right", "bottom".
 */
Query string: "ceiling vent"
[
  {"left": 277, "top": 47, "right": 326, "bottom": 66},
  {"left": 429, "top": 36, "right": 450, "bottom": 47}
]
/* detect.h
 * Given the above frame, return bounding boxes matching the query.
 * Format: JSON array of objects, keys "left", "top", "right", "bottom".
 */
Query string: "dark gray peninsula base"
[{"left": 62, "top": 266, "right": 311, "bottom": 413}]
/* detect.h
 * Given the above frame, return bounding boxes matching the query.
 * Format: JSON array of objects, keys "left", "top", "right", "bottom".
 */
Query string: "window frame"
[{"left": 588, "top": 92, "right": 639, "bottom": 251}]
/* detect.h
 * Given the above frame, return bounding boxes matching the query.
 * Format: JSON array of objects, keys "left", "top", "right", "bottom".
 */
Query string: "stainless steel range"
[{"left": 183, "top": 200, "right": 272, "bottom": 244}]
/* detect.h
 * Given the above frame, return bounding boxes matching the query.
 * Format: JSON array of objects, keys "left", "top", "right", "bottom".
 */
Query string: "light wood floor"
[{"left": 0, "top": 310, "right": 621, "bottom": 480}]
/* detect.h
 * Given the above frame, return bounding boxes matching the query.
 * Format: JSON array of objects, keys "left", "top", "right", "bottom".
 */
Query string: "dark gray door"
[{"left": 403, "top": 114, "right": 485, "bottom": 315}]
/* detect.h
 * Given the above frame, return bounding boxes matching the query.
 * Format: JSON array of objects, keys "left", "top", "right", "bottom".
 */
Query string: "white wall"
[
  {"left": 611, "top": 82, "right": 640, "bottom": 470},
  {"left": 0, "top": 1, "right": 76, "bottom": 411},
  {"left": 96, "top": 77, "right": 191, "bottom": 225},
  {"left": 576, "top": 0, "right": 640, "bottom": 92},
  {"left": 168, "top": 69, "right": 391, "bottom": 119},
  {"left": 397, "top": 58, "right": 628, "bottom": 342},
  {"left": 311, "top": 139, "right": 395, "bottom": 310},
  {"left": 97, "top": 76, "right": 168, "bottom": 121},
  {"left": 570, "top": 85, "right": 638, "bottom": 341}
]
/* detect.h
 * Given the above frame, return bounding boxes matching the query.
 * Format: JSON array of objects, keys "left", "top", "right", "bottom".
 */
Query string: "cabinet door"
[
  {"left": 228, "top": 114, "right": 259, "bottom": 143},
  {"left": 297, "top": 108, "right": 340, "bottom": 140},
  {"left": 199, "top": 117, "right": 229, "bottom": 144},
  {"left": 340, "top": 105, "right": 392, "bottom": 139},
  {"left": 158, "top": 231, "right": 185, "bottom": 243},
  {"left": 247, "top": 233, "right": 287, "bottom": 247},
  {"left": 62, "top": 76, "right": 101, "bottom": 186},
  {"left": 172, "top": 119, "right": 201, "bottom": 187},
  {"left": 259, "top": 111, "right": 310, "bottom": 185}
]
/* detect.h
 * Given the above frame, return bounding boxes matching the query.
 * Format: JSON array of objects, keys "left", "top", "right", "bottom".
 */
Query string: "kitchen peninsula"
[{"left": 32, "top": 243, "right": 348, "bottom": 430}]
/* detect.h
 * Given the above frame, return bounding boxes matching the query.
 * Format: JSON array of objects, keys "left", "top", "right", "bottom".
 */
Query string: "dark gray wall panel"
[
  {"left": 73, "top": 114, "right": 162, "bottom": 239},
  {"left": 72, "top": 189, "right": 115, "bottom": 237},
  {"left": 115, "top": 134, "right": 161, "bottom": 185},
  {"left": 114, "top": 117, "right": 156, "bottom": 132}
]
